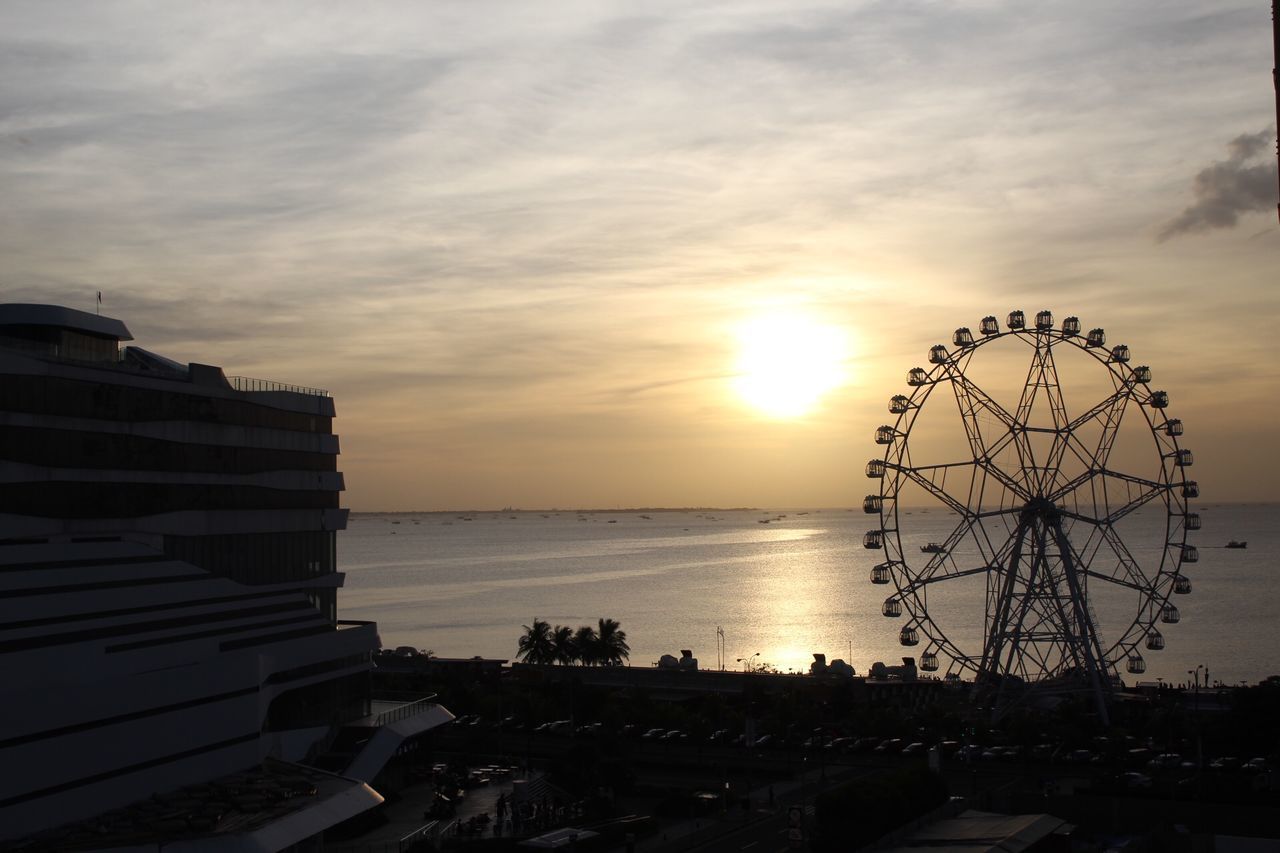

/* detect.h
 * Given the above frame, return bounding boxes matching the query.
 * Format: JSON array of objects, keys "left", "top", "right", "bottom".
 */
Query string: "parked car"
[
  {"left": 1065, "top": 749, "right": 1094, "bottom": 764},
  {"left": 1119, "top": 772, "right": 1152, "bottom": 789},
  {"left": 827, "top": 737, "right": 853, "bottom": 753}
]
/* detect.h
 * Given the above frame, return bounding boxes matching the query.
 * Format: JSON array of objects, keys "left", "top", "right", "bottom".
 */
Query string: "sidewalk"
[{"left": 329, "top": 767, "right": 529, "bottom": 852}]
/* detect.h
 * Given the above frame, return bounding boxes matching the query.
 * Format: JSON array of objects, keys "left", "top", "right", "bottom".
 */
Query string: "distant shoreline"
[
  {"left": 349, "top": 500, "right": 1265, "bottom": 516},
  {"left": 351, "top": 507, "right": 766, "bottom": 515}
]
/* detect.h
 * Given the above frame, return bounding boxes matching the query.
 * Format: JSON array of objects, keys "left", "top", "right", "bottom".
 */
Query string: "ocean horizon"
[{"left": 338, "top": 503, "right": 1278, "bottom": 688}]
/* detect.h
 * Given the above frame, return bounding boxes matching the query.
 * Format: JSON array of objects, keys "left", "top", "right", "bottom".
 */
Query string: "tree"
[
  {"left": 574, "top": 624, "right": 600, "bottom": 666},
  {"left": 596, "top": 617, "right": 630, "bottom": 666},
  {"left": 551, "top": 624, "right": 577, "bottom": 665},
  {"left": 517, "top": 618, "right": 554, "bottom": 664}
]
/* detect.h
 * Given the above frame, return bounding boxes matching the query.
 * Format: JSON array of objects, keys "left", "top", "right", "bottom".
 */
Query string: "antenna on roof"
[{"left": 96, "top": 291, "right": 102, "bottom": 316}]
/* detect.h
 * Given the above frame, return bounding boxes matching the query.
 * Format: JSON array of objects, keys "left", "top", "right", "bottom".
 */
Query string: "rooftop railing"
[
  {"left": 374, "top": 694, "right": 439, "bottom": 727},
  {"left": 228, "top": 375, "right": 330, "bottom": 397}
]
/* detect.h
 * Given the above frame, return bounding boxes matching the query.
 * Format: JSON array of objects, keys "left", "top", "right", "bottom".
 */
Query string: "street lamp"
[
  {"left": 736, "top": 653, "right": 761, "bottom": 673},
  {"left": 1190, "top": 665, "right": 1205, "bottom": 769}
]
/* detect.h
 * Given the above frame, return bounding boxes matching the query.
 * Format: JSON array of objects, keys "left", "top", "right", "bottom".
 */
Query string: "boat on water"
[
  {"left": 920, "top": 542, "right": 947, "bottom": 554},
  {"left": 1225, "top": 540, "right": 1248, "bottom": 549}
]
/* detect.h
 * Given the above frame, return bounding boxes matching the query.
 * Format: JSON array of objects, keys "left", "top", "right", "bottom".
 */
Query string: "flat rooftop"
[{"left": 14, "top": 760, "right": 381, "bottom": 851}]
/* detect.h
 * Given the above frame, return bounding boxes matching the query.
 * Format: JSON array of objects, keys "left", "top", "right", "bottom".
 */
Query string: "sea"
[{"left": 337, "top": 503, "right": 1277, "bottom": 688}]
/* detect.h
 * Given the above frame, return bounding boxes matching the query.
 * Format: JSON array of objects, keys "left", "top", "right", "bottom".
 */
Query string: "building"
[{"left": 0, "top": 304, "right": 450, "bottom": 847}]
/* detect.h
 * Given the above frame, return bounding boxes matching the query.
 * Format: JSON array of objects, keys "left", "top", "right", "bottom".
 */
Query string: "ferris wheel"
[{"left": 863, "top": 310, "right": 1198, "bottom": 720}]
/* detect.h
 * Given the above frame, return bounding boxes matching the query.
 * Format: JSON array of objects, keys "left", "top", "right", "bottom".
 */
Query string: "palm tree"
[
  {"left": 551, "top": 624, "right": 577, "bottom": 665},
  {"left": 574, "top": 624, "right": 599, "bottom": 666},
  {"left": 596, "top": 617, "right": 630, "bottom": 666},
  {"left": 517, "top": 618, "right": 554, "bottom": 664}
]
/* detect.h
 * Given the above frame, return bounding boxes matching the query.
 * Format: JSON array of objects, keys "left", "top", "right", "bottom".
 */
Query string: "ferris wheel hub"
[{"left": 1020, "top": 497, "right": 1062, "bottom": 523}]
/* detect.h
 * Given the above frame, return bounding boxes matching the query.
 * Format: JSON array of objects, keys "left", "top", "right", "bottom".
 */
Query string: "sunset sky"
[{"left": 3, "top": 1, "right": 1276, "bottom": 510}]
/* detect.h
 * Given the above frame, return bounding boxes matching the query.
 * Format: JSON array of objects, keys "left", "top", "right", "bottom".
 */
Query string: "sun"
[{"left": 732, "top": 313, "right": 849, "bottom": 418}]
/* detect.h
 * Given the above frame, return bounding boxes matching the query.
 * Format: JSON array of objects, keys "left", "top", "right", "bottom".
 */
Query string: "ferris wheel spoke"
[
  {"left": 1044, "top": 468, "right": 1094, "bottom": 506},
  {"left": 1082, "top": 569, "right": 1146, "bottom": 593},
  {"left": 1049, "top": 466, "right": 1166, "bottom": 524},
  {"left": 1095, "top": 470, "right": 1168, "bottom": 524},
  {"left": 903, "top": 563, "right": 991, "bottom": 595},
  {"left": 1064, "top": 379, "right": 1138, "bottom": 440},
  {"left": 1012, "top": 335, "right": 1074, "bottom": 495},
  {"left": 917, "top": 508, "right": 1020, "bottom": 585},
  {"left": 1065, "top": 517, "right": 1157, "bottom": 595},
  {"left": 886, "top": 461, "right": 978, "bottom": 518},
  {"left": 1065, "top": 384, "right": 1138, "bottom": 484},
  {"left": 943, "top": 367, "right": 1036, "bottom": 500},
  {"left": 1098, "top": 525, "right": 1158, "bottom": 595}
]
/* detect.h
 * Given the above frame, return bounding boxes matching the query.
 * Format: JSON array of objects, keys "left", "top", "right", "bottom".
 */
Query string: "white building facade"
[{"left": 0, "top": 304, "right": 442, "bottom": 845}]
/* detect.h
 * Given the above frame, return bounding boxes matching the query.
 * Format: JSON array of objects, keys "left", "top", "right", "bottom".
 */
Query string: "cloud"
[{"left": 1157, "top": 128, "right": 1277, "bottom": 241}]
